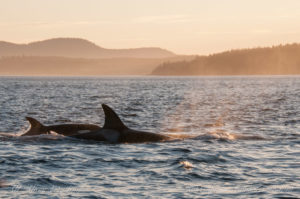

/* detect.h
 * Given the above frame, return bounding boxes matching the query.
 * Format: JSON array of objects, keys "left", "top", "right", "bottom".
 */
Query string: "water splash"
[{"left": 179, "top": 161, "right": 194, "bottom": 169}]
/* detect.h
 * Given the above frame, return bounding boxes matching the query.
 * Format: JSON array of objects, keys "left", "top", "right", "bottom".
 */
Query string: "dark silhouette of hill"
[
  {"left": 152, "top": 43, "right": 300, "bottom": 75},
  {"left": 0, "top": 56, "right": 195, "bottom": 76},
  {"left": 0, "top": 38, "right": 175, "bottom": 58}
]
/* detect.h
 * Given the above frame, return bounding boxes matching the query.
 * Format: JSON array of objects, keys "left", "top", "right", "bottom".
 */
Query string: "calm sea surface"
[{"left": 0, "top": 76, "right": 299, "bottom": 198}]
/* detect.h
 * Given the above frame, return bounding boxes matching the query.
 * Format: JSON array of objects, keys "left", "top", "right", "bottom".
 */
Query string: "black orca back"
[{"left": 102, "top": 104, "right": 128, "bottom": 131}]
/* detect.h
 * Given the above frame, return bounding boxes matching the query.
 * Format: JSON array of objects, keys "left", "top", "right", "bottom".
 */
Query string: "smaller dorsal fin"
[
  {"left": 26, "top": 117, "right": 43, "bottom": 128},
  {"left": 102, "top": 104, "right": 128, "bottom": 130},
  {"left": 22, "top": 117, "right": 46, "bottom": 136}
]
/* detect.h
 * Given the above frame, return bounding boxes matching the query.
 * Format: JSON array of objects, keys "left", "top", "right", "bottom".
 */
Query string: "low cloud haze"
[{"left": 1, "top": 0, "right": 300, "bottom": 54}]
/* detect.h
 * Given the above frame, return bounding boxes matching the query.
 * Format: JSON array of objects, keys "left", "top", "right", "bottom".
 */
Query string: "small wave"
[
  {"left": 284, "top": 119, "right": 300, "bottom": 125},
  {"left": 166, "top": 133, "right": 196, "bottom": 140},
  {"left": 19, "top": 132, "right": 65, "bottom": 139},
  {"left": 179, "top": 161, "right": 193, "bottom": 169},
  {"left": 0, "top": 132, "right": 20, "bottom": 141},
  {"left": 0, "top": 179, "right": 8, "bottom": 188},
  {"left": 197, "top": 129, "right": 266, "bottom": 141},
  {"left": 0, "top": 131, "right": 66, "bottom": 143},
  {"left": 170, "top": 148, "right": 192, "bottom": 153},
  {"left": 89, "top": 95, "right": 101, "bottom": 100},
  {"left": 204, "top": 120, "right": 225, "bottom": 128},
  {"left": 30, "top": 159, "right": 48, "bottom": 164},
  {"left": 122, "top": 113, "right": 138, "bottom": 117},
  {"left": 137, "top": 170, "right": 165, "bottom": 179},
  {"left": 23, "top": 177, "right": 75, "bottom": 188},
  {"left": 208, "top": 130, "right": 237, "bottom": 140},
  {"left": 181, "top": 155, "right": 227, "bottom": 164},
  {"left": 261, "top": 108, "right": 275, "bottom": 112},
  {"left": 210, "top": 171, "right": 244, "bottom": 181},
  {"left": 0, "top": 132, "right": 19, "bottom": 137},
  {"left": 165, "top": 126, "right": 186, "bottom": 133},
  {"left": 232, "top": 134, "right": 266, "bottom": 140},
  {"left": 53, "top": 119, "right": 72, "bottom": 123}
]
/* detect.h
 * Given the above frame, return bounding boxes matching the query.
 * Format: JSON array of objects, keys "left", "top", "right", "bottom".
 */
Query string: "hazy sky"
[{"left": 1, "top": 0, "right": 300, "bottom": 54}]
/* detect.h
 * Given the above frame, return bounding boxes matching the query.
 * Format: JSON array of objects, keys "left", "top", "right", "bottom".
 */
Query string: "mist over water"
[{"left": 0, "top": 76, "right": 299, "bottom": 198}]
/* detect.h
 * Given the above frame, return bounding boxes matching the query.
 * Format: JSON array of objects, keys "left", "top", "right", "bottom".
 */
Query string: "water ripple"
[{"left": 0, "top": 76, "right": 299, "bottom": 198}]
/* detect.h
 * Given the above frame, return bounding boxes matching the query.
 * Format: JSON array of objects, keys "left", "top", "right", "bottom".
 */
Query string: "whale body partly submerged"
[
  {"left": 22, "top": 117, "right": 101, "bottom": 136},
  {"left": 71, "top": 104, "right": 171, "bottom": 143}
]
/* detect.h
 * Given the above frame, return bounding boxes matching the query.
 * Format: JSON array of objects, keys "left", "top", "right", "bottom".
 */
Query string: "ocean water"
[{"left": 0, "top": 76, "right": 299, "bottom": 198}]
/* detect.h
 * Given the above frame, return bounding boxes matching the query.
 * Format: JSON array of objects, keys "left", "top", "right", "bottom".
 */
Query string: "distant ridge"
[
  {"left": 0, "top": 38, "right": 176, "bottom": 59},
  {"left": 152, "top": 43, "right": 300, "bottom": 75}
]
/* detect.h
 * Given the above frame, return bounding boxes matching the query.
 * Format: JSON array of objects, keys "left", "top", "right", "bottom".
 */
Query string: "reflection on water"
[{"left": 0, "top": 76, "right": 299, "bottom": 198}]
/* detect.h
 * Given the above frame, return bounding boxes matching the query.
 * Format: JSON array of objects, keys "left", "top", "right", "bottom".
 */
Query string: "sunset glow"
[{"left": 1, "top": 0, "right": 300, "bottom": 54}]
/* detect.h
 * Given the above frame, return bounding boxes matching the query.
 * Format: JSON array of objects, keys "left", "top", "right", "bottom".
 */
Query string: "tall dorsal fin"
[
  {"left": 102, "top": 104, "right": 128, "bottom": 130},
  {"left": 22, "top": 117, "right": 47, "bottom": 136}
]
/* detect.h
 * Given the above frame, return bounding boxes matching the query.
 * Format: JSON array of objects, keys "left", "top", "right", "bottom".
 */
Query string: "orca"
[
  {"left": 70, "top": 104, "right": 171, "bottom": 143},
  {"left": 21, "top": 117, "right": 101, "bottom": 136}
]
